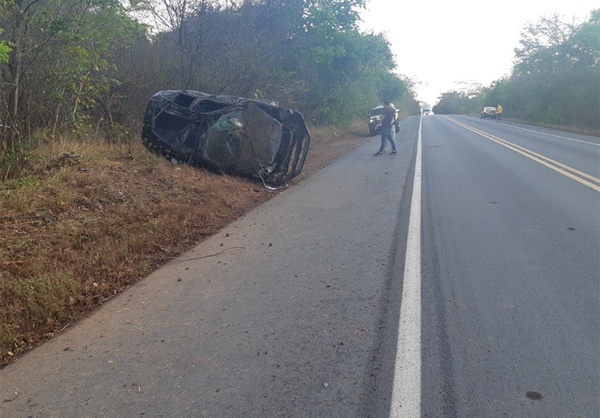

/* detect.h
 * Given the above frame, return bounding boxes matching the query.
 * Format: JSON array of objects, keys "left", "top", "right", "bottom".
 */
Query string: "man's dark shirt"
[{"left": 381, "top": 106, "right": 395, "bottom": 129}]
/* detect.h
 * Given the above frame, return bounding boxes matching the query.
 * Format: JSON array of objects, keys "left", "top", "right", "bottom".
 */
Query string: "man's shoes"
[
  {"left": 374, "top": 151, "right": 383, "bottom": 156},
  {"left": 390, "top": 150, "right": 397, "bottom": 155}
]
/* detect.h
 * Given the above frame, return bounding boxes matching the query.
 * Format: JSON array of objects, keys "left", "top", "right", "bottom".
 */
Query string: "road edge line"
[{"left": 390, "top": 114, "right": 423, "bottom": 417}]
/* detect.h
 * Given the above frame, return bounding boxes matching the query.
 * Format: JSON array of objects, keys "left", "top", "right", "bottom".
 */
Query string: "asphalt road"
[
  {"left": 419, "top": 116, "right": 599, "bottom": 418},
  {"left": 1, "top": 115, "right": 598, "bottom": 418}
]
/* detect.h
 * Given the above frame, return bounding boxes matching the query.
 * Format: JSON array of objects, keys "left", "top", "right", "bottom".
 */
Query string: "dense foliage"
[
  {"left": 0, "top": 0, "right": 415, "bottom": 176},
  {"left": 433, "top": 10, "right": 599, "bottom": 132}
]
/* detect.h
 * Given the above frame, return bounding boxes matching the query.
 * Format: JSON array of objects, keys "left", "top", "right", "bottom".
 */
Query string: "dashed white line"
[{"left": 505, "top": 123, "right": 599, "bottom": 146}]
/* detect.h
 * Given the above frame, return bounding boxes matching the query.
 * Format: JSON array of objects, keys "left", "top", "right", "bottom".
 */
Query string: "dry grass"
[{"left": 0, "top": 123, "right": 370, "bottom": 366}]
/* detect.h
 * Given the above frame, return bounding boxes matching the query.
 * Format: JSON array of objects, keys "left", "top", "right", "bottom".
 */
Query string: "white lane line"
[
  {"left": 504, "top": 123, "right": 599, "bottom": 146},
  {"left": 390, "top": 114, "right": 423, "bottom": 417}
]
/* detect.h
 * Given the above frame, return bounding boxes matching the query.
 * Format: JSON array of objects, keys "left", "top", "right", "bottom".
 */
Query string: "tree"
[
  {"left": 433, "top": 91, "right": 468, "bottom": 115},
  {"left": 0, "top": 0, "right": 146, "bottom": 133},
  {"left": 461, "top": 10, "right": 599, "bottom": 130},
  {"left": 0, "top": 0, "right": 416, "bottom": 143},
  {"left": 0, "top": 29, "right": 9, "bottom": 64},
  {"left": 138, "top": 0, "right": 410, "bottom": 125},
  {"left": 511, "top": 10, "right": 599, "bottom": 129}
]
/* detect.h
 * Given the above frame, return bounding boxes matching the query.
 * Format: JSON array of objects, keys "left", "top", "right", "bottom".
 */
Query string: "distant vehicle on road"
[
  {"left": 369, "top": 104, "right": 399, "bottom": 136},
  {"left": 480, "top": 107, "right": 497, "bottom": 119}
]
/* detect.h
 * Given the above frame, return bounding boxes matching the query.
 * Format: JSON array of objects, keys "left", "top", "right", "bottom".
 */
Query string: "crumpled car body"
[{"left": 141, "top": 90, "right": 310, "bottom": 186}]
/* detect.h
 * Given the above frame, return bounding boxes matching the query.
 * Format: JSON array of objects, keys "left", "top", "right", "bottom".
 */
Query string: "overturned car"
[{"left": 141, "top": 90, "right": 311, "bottom": 186}]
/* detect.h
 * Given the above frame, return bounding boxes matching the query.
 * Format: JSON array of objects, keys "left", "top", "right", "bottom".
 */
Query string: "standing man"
[
  {"left": 374, "top": 101, "right": 397, "bottom": 156},
  {"left": 496, "top": 103, "right": 503, "bottom": 121}
]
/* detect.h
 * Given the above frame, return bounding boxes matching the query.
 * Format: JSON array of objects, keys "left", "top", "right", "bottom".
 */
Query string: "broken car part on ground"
[{"left": 142, "top": 90, "right": 311, "bottom": 186}]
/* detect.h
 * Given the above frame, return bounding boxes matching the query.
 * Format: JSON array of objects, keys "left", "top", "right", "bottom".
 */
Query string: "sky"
[{"left": 359, "top": 0, "right": 598, "bottom": 106}]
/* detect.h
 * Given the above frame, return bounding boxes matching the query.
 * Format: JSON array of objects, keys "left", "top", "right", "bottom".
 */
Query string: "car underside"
[{"left": 142, "top": 90, "right": 311, "bottom": 186}]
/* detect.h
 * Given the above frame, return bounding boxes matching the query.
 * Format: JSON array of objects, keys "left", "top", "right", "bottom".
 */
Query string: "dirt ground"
[
  {"left": 298, "top": 134, "right": 370, "bottom": 178},
  {"left": 0, "top": 129, "right": 372, "bottom": 365}
]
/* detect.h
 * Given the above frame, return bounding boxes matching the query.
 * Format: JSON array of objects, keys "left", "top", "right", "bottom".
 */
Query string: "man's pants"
[{"left": 378, "top": 127, "right": 397, "bottom": 153}]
